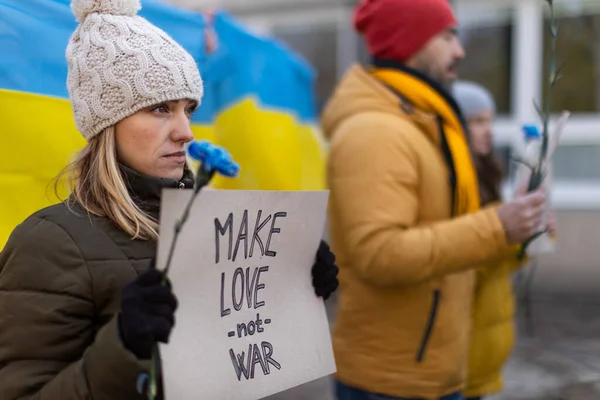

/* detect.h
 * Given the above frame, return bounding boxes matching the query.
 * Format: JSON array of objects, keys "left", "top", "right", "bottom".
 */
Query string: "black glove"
[
  {"left": 311, "top": 240, "right": 339, "bottom": 300},
  {"left": 118, "top": 261, "right": 178, "bottom": 359}
]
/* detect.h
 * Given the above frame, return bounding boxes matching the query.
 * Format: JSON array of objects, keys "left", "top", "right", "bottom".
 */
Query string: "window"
[
  {"left": 542, "top": 3, "right": 600, "bottom": 113},
  {"left": 272, "top": 23, "right": 338, "bottom": 111},
  {"left": 456, "top": 5, "right": 514, "bottom": 116},
  {"left": 552, "top": 144, "right": 600, "bottom": 181}
]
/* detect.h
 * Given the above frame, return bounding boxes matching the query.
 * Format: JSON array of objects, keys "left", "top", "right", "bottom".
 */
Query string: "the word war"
[
  {"left": 214, "top": 209, "right": 288, "bottom": 382},
  {"left": 229, "top": 341, "right": 281, "bottom": 381}
]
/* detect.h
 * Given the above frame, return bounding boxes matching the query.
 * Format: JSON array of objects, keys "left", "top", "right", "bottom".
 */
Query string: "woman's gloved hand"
[
  {"left": 311, "top": 240, "right": 339, "bottom": 300},
  {"left": 118, "top": 260, "right": 178, "bottom": 359}
]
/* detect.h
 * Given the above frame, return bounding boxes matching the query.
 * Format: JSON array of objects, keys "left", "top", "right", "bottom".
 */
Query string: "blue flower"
[
  {"left": 187, "top": 140, "right": 240, "bottom": 178},
  {"left": 522, "top": 124, "right": 541, "bottom": 141}
]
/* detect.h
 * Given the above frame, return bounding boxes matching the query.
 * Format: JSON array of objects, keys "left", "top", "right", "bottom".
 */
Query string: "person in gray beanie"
[
  {"left": 453, "top": 81, "right": 555, "bottom": 400},
  {"left": 0, "top": 1, "right": 338, "bottom": 399},
  {"left": 454, "top": 81, "right": 496, "bottom": 160},
  {"left": 453, "top": 80, "right": 509, "bottom": 400}
]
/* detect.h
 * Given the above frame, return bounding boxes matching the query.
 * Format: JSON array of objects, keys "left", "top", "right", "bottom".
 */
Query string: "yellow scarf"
[{"left": 371, "top": 66, "right": 481, "bottom": 216}]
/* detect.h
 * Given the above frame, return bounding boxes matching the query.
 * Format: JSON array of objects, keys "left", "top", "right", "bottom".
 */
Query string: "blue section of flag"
[{"left": 0, "top": 0, "right": 317, "bottom": 123}]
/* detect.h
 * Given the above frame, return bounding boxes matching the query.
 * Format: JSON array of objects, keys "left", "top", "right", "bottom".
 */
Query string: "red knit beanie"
[{"left": 354, "top": 0, "right": 457, "bottom": 63}]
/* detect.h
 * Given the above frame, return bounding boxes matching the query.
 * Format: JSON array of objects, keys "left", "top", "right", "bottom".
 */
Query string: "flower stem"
[
  {"left": 148, "top": 167, "right": 215, "bottom": 400},
  {"left": 160, "top": 191, "right": 196, "bottom": 281},
  {"left": 519, "top": 0, "right": 557, "bottom": 259},
  {"left": 148, "top": 345, "right": 160, "bottom": 399},
  {"left": 160, "top": 169, "right": 214, "bottom": 281}
]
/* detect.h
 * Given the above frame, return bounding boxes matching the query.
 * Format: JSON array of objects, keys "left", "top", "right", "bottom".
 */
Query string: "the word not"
[
  {"left": 229, "top": 341, "right": 281, "bottom": 381},
  {"left": 221, "top": 266, "right": 269, "bottom": 317},
  {"left": 228, "top": 313, "right": 271, "bottom": 338},
  {"left": 215, "top": 210, "right": 287, "bottom": 264}
]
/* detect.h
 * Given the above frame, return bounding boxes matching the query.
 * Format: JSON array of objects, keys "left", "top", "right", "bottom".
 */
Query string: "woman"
[
  {"left": 0, "top": 1, "right": 338, "bottom": 399},
  {"left": 453, "top": 81, "right": 554, "bottom": 400}
]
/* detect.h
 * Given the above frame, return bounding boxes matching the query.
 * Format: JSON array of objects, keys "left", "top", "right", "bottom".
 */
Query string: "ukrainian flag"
[{"left": 0, "top": 0, "right": 326, "bottom": 248}]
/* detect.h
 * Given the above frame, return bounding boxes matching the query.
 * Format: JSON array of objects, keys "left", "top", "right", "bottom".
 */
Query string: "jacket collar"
[
  {"left": 370, "top": 58, "right": 469, "bottom": 134},
  {"left": 119, "top": 164, "right": 195, "bottom": 218}
]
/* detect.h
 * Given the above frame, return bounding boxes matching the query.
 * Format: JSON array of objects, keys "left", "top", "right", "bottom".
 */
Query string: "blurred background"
[{"left": 164, "top": 0, "right": 600, "bottom": 296}]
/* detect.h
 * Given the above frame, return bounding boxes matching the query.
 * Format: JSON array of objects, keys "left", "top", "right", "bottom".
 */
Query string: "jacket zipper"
[{"left": 416, "top": 289, "right": 441, "bottom": 362}]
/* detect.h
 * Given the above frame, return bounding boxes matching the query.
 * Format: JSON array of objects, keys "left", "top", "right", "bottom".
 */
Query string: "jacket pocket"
[{"left": 416, "top": 289, "right": 441, "bottom": 362}]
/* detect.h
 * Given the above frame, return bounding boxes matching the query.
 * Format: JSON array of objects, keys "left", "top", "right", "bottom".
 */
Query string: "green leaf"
[{"left": 552, "top": 63, "right": 565, "bottom": 85}]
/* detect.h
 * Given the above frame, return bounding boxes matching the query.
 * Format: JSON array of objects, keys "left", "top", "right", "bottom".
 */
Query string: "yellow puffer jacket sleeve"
[{"left": 328, "top": 113, "right": 510, "bottom": 287}]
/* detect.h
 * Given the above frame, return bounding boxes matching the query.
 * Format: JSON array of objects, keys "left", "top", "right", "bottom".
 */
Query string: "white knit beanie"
[
  {"left": 66, "top": 0, "right": 204, "bottom": 141},
  {"left": 453, "top": 81, "right": 496, "bottom": 119}
]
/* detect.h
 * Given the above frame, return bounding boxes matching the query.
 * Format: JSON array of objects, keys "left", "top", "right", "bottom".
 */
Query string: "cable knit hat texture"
[
  {"left": 354, "top": 0, "right": 457, "bottom": 63},
  {"left": 66, "top": 0, "right": 204, "bottom": 141}
]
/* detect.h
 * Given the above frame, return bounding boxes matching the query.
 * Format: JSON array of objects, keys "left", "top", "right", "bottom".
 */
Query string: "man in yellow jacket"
[{"left": 321, "top": 0, "right": 547, "bottom": 399}]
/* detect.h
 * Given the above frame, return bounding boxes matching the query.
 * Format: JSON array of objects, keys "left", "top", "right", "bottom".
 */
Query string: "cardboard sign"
[{"left": 157, "top": 190, "right": 336, "bottom": 400}]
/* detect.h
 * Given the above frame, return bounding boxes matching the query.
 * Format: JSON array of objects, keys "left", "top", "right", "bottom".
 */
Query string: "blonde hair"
[{"left": 55, "top": 126, "right": 159, "bottom": 240}]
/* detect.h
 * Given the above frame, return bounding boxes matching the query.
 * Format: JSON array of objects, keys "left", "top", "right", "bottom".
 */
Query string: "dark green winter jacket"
[{"left": 0, "top": 165, "right": 194, "bottom": 400}]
